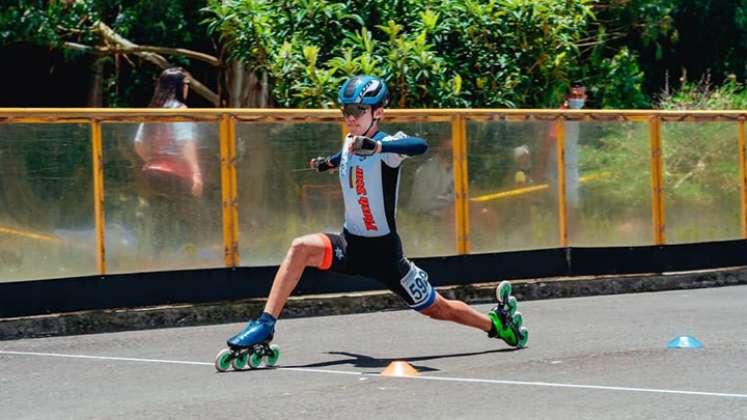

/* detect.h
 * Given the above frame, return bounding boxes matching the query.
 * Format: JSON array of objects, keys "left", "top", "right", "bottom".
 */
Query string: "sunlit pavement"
[{"left": 2, "top": 286, "right": 746, "bottom": 419}]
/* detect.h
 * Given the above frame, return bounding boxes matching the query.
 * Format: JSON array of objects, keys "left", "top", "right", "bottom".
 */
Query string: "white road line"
[
  {"left": 411, "top": 375, "right": 747, "bottom": 399},
  {"left": 2, "top": 350, "right": 746, "bottom": 399},
  {"left": 0, "top": 350, "right": 211, "bottom": 366}
]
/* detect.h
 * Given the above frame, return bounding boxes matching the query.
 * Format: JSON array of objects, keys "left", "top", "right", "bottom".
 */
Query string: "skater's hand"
[
  {"left": 310, "top": 156, "right": 335, "bottom": 173},
  {"left": 350, "top": 136, "right": 381, "bottom": 156}
]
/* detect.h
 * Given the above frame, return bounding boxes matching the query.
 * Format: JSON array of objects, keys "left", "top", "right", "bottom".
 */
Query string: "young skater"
[{"left": 216, "top": 75, "right": 527, "bottom": 371}]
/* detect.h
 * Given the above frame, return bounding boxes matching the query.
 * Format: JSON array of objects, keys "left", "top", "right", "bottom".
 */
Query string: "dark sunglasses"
[{"left": 342, "top": 104, "right": 370, "bottom": 118}]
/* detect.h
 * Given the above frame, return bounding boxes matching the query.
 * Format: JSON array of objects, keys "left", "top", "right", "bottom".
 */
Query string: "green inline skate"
[{"left": 487, "top": 281, "right": 528, "bottom": 348}]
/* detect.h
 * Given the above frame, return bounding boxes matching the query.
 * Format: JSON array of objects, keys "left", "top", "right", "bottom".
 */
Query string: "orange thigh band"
[{"left": 316, "top": 233, "right": 333, "bottom": 270}]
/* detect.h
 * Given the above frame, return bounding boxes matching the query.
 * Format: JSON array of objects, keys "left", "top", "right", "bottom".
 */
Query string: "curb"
[{"left": 2, "top": 266, "right": 746, "bottom": 341}]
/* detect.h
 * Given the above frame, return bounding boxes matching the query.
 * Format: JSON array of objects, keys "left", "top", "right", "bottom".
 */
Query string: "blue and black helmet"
[{"left": 338, "top": 75, "right": 389, "bottom": 107}]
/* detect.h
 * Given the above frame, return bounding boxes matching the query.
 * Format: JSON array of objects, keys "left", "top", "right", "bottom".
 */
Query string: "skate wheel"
[
  {"left": 517, "top": 327, "right": 528, "bottom": 348},
  {"left": 231, "top": 352, "right": 249, "bottom": 370},
  {"left": 249, "top": 351, "right": 263, "bottom": 368},
  {"left": 266, "top": 344, "right": 280, "bottom": 367},
  {"left": 497, "top": 281, "right": 512, "bottom": 304},
  {"left": 512, "top": 311, "right": 523, "bottom": 329},
  {"left": 215, "top": 348, "right": 233, "bottom": 372},
  {"left": 507, "top": 296, "right": 518, "bottom": 316}
]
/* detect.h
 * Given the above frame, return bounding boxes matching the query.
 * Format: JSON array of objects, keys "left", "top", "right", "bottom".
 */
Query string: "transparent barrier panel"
[
  {"left": 467, "top": 120, "right": 559, "bottom": 252},
  {"left": 662, "top": 122, "right": 741, "bottom": 243},
  {"left": 102, "top": 122, "right": 224, "bottom": 273},
  {"left": 0, "top": 124, "right": 95, "bottom": 281},
  {"left": 3, "top": 114, "right": 742, "bottom": 281},
  {"left": 567, "top": 121, "right": 653, "bottom": 246},
  {"left": 381, "top": 121, "right": 455, "bottom": 257},
  {"left": 237, "top": 122, "right": 344, "bottom": 266}
]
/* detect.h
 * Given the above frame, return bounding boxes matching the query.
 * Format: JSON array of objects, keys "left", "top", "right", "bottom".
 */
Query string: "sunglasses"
[{"left": 342, "top": 104, "right": 370, "bottom": 118}]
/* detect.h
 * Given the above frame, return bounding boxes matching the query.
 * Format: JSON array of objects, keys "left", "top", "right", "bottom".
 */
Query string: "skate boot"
[
  {"left": 214, "top": 312, "right": 281, "bottom": 372},
  {"left": 487, "top": 281, "right": 528, "bottom": 348}
]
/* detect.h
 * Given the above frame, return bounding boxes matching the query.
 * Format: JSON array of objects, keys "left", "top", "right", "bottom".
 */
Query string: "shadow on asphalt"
[{"left": 285, "top": 348, "right": 522, "bottom": 372}]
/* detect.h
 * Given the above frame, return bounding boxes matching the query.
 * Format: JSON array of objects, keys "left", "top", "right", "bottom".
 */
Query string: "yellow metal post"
[
  {"left": 649, "top": 117, "right": 666, "bottom": 244},
  {"left": 739, "top": 119, "right": 747, "bottom": 238},
  {"left": 555, "top": 120, "right": 568, "bottom": 247},
  {"left": 219, "top": 115, "right": 236, "bottom": 267},
  {"left": 90, "top": 119, "right": 106, "bottom": 275},
  {"left": 451, "top": 115, "right": 471, "bottom": 254},
  {"left": 227, "top": 116, "right": 240, "bottom": 265}
]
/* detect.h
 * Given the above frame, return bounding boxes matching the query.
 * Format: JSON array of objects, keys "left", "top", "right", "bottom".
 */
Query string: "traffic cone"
[{"left": 380, "top": 361, "right": 419, "bottom": 377}]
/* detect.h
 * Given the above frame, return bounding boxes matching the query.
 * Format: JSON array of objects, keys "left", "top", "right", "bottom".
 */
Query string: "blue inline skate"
[
  {"left": 487, "top": 281, "right": 528, "bottom": 348},
  {"left": 215, "top": 312, "right": 280, "bottom": 372}
]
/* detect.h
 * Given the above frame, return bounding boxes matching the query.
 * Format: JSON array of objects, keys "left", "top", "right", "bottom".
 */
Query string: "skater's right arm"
[{"left": 309, "top": 151, "right": 341, "bottom": 173}]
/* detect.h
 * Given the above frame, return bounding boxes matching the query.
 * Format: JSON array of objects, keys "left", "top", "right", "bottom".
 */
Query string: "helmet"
[{"left": 338, "top": 75, "right": 389, "bottom": 107}]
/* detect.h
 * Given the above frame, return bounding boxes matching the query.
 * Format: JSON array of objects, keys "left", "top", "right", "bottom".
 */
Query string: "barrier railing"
[{"left": 0, "top": 109, "right": 745, "bottom": 281}]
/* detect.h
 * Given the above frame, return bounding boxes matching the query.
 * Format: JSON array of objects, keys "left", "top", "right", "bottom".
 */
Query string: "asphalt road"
[{"left": 2, "top": 285, "right": 746, "bottom": 419}]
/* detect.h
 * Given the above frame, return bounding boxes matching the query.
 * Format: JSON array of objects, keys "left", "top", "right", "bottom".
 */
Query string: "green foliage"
[
  {"left": 580, "top": 47, "right": 649, "bottom": 109},
  {"left": 1, "top": 0, "right": 206, "bottom": 50},
  {"left": 1, "top": 0, "right": 211, "bottom": 107},
  {"left": 663, "top": 0, "right": 747, "bottom": 91},
  {"left": 0, "top": 1, "right": 94, "bottom": 48},
  {"left": 204, "top": 0, "right": 609, "bottom": 108},
  {"left": 8, "top": 0, "right": 745, "bottom": 109},
  {"left": 585, "top": 0, "right": 676, "bottom": 95},
  {"left": 657, "top": 75, "right": 747, "bottom": 110}
]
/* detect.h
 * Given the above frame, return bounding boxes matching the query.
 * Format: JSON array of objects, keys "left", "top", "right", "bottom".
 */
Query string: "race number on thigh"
[{"left": 400, "top": 262, "right": 435, "bottom": 311}]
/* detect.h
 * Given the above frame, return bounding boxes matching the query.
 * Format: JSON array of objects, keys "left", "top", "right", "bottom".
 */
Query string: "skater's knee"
[
  {"left": 287, "top": 236, "right": 325, "bottom": 266},
  {"left": 287, "top": 237, "right": 311, "bottom": 261}
]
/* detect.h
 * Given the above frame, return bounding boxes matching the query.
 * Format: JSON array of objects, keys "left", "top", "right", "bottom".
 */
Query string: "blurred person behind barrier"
[
  {"left": 134, "top": 67, "right": 205, "bottom": 257},
  {"left": 408, "top": 140, "right": 454, "bottom": 217},
  {"left": 538, "top": 84, "right": 587, "bottom": 207},
  {"left": 407, "top": 139, "right": 455, "bottom": 252},
  {"left": 510, "top": 145, "right": 534, "bottom": 187},
  {"left": 134, "top": 67, "right": 203, "bottom": 198}
]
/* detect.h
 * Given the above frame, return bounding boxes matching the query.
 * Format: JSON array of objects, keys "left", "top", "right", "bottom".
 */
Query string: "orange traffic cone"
[{"left": 380, "top": 361, "right": 419, "bottom": 377}]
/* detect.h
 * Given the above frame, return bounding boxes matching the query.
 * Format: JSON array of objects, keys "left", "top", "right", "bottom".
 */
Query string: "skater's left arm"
[
  {"left": 380, "top": 136, "right": 428, "bottom": 156},
  {"left": 350, "top": 134, "right": 428, "bottom": 157}
]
